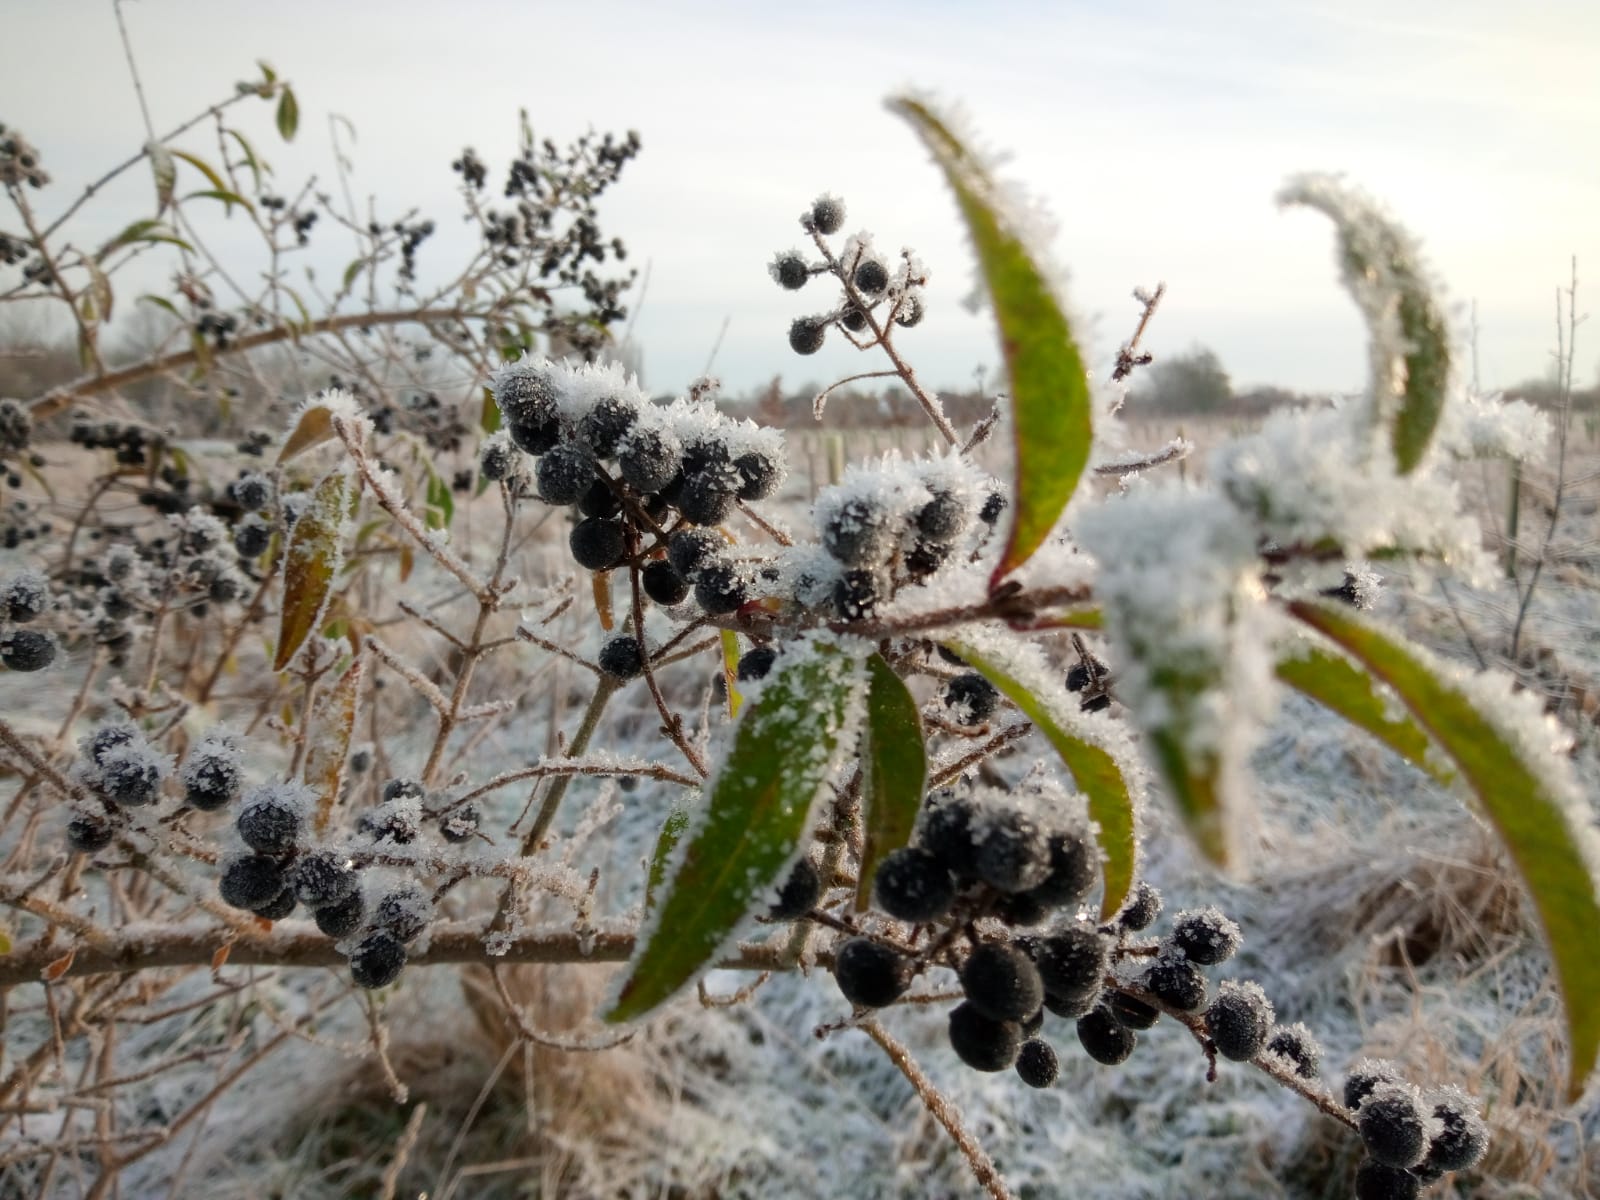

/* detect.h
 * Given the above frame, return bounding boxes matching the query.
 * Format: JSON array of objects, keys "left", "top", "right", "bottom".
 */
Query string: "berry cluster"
[
  {"left": 0, "top": 569, "right": 55, "bottom": 672},
  {"left": 0, "top": 124, "right": 49, "bottom": 189},
  {"left": 489, "top": 360, "right": 786, "bottom": 618},
  {"left": 1343, "top": 1062, "right": 1488, "bottom": 1198},
  {"left": 770, "top": 194, "right": 928, "bottom": 358},
  {"left": 69, "top": 416, "right": 162, "bottom": 467}
]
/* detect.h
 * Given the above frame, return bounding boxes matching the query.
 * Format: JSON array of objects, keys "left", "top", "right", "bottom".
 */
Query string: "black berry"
[
  {"left": 979, "top": 491, "right": 1007, "bottom": 526},
  {"left": 579, "top": 480, "right": 621, "bottom": 519},
  {"left": 234, "top": 514, "right": 271, "bottom": 558},
  {"left": 1144, "top": 953, "right": 1208, "bottom": 1012},
  {"left": 480, "top": 439, "right": 516, "bottom": 482},
  {"left": 509, "top": 415, "right": 561, "bottom": 456},
  {"left": 292, "top": 851, "right": 359, "bottom": 908},
  {"left": 67, "top": 814, "right": 114, "bottom": 853},
  {"left": 915, "top": 489, "right": 967, "bottom": 542},
  {"left": 736, "top": 645, "right": 777, "bottom": 682},
  {"left": 1353, "top": 1160, "right": 1420, "bottom": 1200},
  {"left": 1015, "top": 1038, "right": 1059, "bottom": 1088},
  {"left": 181, "top": 746, "right": 241, "bottom": 811},
  {"left": 874, "top": 847, "right": 956, "bottom": 923},
  {"left": 1025, "top": 827, "right": 1097, "bottom": 909},
  {"left": 537, "top": 444, "right": 594, "bottom": 506},
  {"left": 314, "top": 891, "right": 364, "bottom": 939},
  {"left": 236, "top": 787, "right": 303, "bottom": 855},
  {"left": 917, "top": 789, "right": 975, "bottom": 877},
  {"left": 788, "top": 316, "right": 826, "bottom": 355},
  {"left": 1266, "top": 1022, "right": 1322, "bottom": 1080},
  {"left": 1344, "top": 1059, "right": 1403, "bottom": 1111},
  {"left": 943, "top": 673, "right": 999, "bottom": 725},
  {"left": 220, "top": 854, "right": 287, "bottom": 912},
  {"left": 667, "top": 528, "right": 725, "bottom": 581},
  {"left": 809, "top": 195, "right": 845, "bottom": 235},
  {"left": 961, "top": 942, "right": 1044, "bottom": 1023},
  {"left": 1076, "top": 1004, "right": 1137, "bottom": 1065},
  {"left": 1107, "top": 991, "right": 1160, "bottom": 1031},
  {"left": 832, "top": 937, "right": 912, "bottom": 1009},
  {"left": 0, "top": 572, "right": 49, "bottom": 621},
  {"left": 598, "top": 635, "right": 645, "bottom": 681},
  {"left": 1, "top": 629, "right": 55, "bottom": 672},
  {"left": 694, "top": 561, "right": 748, "bottom": 615},
  {"left": 256, "top": 887, "right": 297, "bottom": 921},
  {"left": 948, "top": 1001, "right": 1022, "bottom": 1072},
  {"left": 579, "top": 395, "right": 638, "bottom": 457},
  {"left": 772, "top": 252, "right": 809, "bottom": 290},
  {"left": 1117, "top": 882, "right": 1162, "bottom": 931},
  {"left": 1204, "top": 980, "right": 1274, "bottom": 1061},
  {"left": 1032, "top": 925, "right": 1109, "bottom": 1004},
  {"left": 1358, "top": 1083, "right": 1430, "bottom": 1169},
  {"left": 853, "top": 258, "right": 889, "bottom": 295},
  {"left": 973, "top": 809, "right": 1051, "bottom": 893},
  {"left": 95, "top": 747, "right": 164, "bottom": 807},
  {"left": 733, "top": 449, "right": 783, "bottom": 501},
  {"left": 769, "top": 857, "right": 821, "bottom": 919},
  {"left": 1171, "top": 907, "right": 1243, "bottom": 966},
  {"left": 440, "top": 805, "right": 480, "bottom": 843},
  {"left": 678, "top": 471, "right": 738, "bottom": 526},
  {"left": 372, "top": 886, "right": 430, "bottom": 943},
  {"left": 1421, "top": 1089, "right": 1487, "bottom": 1173},
  {"left": 821, "top": 497, "right": 890, "bottom": 567},
  {"left": 642, "top": 560, "right": 690, "bottom": 606},
  {"left": 569, "top": 518, "right": 627, "bottom": 571},
  {"left": 350, "top": 930, "right": 407, "bottom": 989},
  {"left": 832, "top": 568, "right": 883, "bottom": 620}
]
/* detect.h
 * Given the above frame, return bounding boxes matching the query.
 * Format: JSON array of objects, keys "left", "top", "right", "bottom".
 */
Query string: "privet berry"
[
  {"left": 1076, "top": 1004, "right": 1137, "bottom": 1066},
  {"left": 853, "top": 258, "right": 889, "bottom": 295},
  {"left": 788, "top": 316, "right": 826, "bottom": 356},
  {"left": 917, "top": 789, "right": 975, "bottom": 877},
  {"left": 0, "top": 629, "right": 55, "bottom": 672},
  {"left": 598, "top": 635, "right": 645, "bottom": 681},
  {"left": 1117, "top": 882, "right": 1162, "bottom": 931},
  {"left": 943, "top": 672, "right": 999, "bottom": 725},
  {"left": 66, "top": 814, "right": 114, "bottom": 854},
  {"left": 1171, "top": 907, "right": 1243, "bottom": 966},
  {"left": 642, "top": 560, "right": 690, "bottom": 606},
  {"left": 832, "top": 937, "right": 913, "bottom": 1009},
  {"left": 694, "top": 561, "right": 748, "bottom": 615},
  {"left": 1421, "top": 1088, "right": 1488, "bottom": 1173},
  {"left": 1204, "top": 980, "right": 1275, "bottom": 1061},
  {"left": 373, "top": 886, "right": 430, "bottom": 943},
  {"left": 733, "top": 449, "right": 783, "bottom": 501},
  {"left": 972, "top": 810, "right": 1051, "bottom": 893},
  {"left": 314, "top": 891, "right": 364, "bottom": 939},
  {"left": 96, "top": 748, "right": 164, "bottom": 807},
  {"left": 220, "top": 854, "right": 287, "bottom": 912},
  {"left": 1358, "top": 1082, "right": 1431, "bottom": 1169},
  {"left": 1015, "top": 1038, "right": 1059, "bottom": 1089},
  {"left": 236, "top": 787, "right": 303, "bottom": 855},
  {"left": 916, "top": 490, "right": 967, "bottom": 542},
  {"left": 0, "top": 571, "right": 49, "bottom": 621},
  {"left": 1353, "top": 1160, "right": 1420, "bottom": 1200},
  {"left": 667, "top": 528, "right": 725, "bottom": 580},
  {"left": 1032, "top": 924, "right": 1109, "bottom": 1004},
  {"left": 181, "top": 744, "right": 241, "bottom": 811},
  {"left": 569, "top": 517, "right": 627, "bottom": 571},
  {"left": 1026, "top": 827, "right": 1097, "bottom": 908},
  {"left": 440, "top": 805, "right": 480, "bottom": 843},
  {"left": 821, "top": 497, "right": 891, "bottom": 567},
  {"left": 1107, "top": 991, "right": 1160, "bottom": 1031},
  {"left": 809, "top": 194, "right": 845, "bottom": 235},
  {"left": 256, "top": 887, "right": 297, "bottom": 921},
  {"left": 979, "top": 491, "right": 1007, "bottom": 526},
  {"left": 480, "top": 439, "right": 516, "bottom": 482},
  {"left": 579, "top": 480, "right": 621, "bottom": 519},
  {"left": 948, "top": 1001, "right": 1022, "bottom": 1072},
  {"left": 736, "top": 645, "right": 777, "bottom": 682},
  {"left": 350, "top": 930, "right": 407, "bottom": 989},
  {"left": 618, "top": 425, "right": 682, "bottom": 493},
  {"left": 960, "top": 942, "right": 1044, "bottom": 1023},
  {"left": 291, "top": 851, "right": 359, "bottom": 908},
  {"left": 771, "top": 252, "right": 809, "bottom": 290},
  {"left": 832, "top": 568, "right": 883, "bottom": 620},
  {"left": 678, "top": 472, "right": 738, "bottom": 526},
  {"left": 579, "top": 395, "right": 638, "bottom": 457},
  {"left": 1144, "top": 953, "right": 1208, "bottom": 1012},
  {"left": 1345, "top": 1059, "right": 1403, "bottom": 1111},
  {"left": 234, "top": 514, "right": 271, "bottom": 558},
  {"left": 1266, "top": 1022, "right": 1322, "bottom": 1080},
  {"left": 536, "top": 444, "right": 594, "bottom": 505},
  {"left": 769, "top": 857, "right": 821, "bottom": 919},
  {"left": 873, "top": 846, "right": 956, "bottom": 923}
]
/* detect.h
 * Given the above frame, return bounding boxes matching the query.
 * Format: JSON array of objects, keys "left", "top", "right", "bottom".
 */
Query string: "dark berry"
[
  {"left": 853, "top": 258, "right": 889, "bottom": 295},
  {"left": 67, "top": 814, "right": 114, "bottom": 853},
  {"left": 809, "top": 195, "right": 845, "bottom": 235},
  {"left": 569, "top": 518, "right": 627, "bottom": 571},
  {"left": 1144, "top": 953, "right": 1207, "bottom": 1012},
  {"left": 821, "top": 497, "right": 890, "bottom": 566},
  {"left": 1266, "top": 1022, "right": 1322, "bottom": 1080},
  {"left": 579, "top": 395, "right": 638, "bottom": 457},
  {"left": 480, "top": 439, "right": 516, "bottom": 481},
  {"left": 905, "top": 540, "right": 952, "bottom": 579},
  {"left": 314, "top": 891, "right": 364, "bottom": 938},
  {"left": 832, "top": 937, "right": 913, "bottom": 1008},
  {"left": 1025, "top": 828, "right": 1097, "bottom": 909},
  {"left": 840, "top": 303, "right": 868, "bottom": 332},
  {"left": 372, "top": 886, "right": 430, "bottom": 943},
  {"left": 536, "top": 444, "right": 594, "bottom": 506},
  {"left": 961, "top": 942, "right": 1044, "bottom": 1023},
  {"left": 667, "top": 528, "right": 725, "bottom": 580},
  {"left": 1032, "top": 925, "right": 1109, "bottom": 1003},
  {"left": 1043, "top": 989, "right": 1098, "bottom": 1020},
  {"left": 1345, "top": 1060, "right": 1404, "bottom": 1111},
  {"left": 95, "top": 747, "right": 164, "bottom": 807},
  {"left": 0, "top": 572, "right": 49, "bottom": 621},
  {"left": 873, "top": 847, "right": 955, "bottom": 923},
  {"left": 619, "top": 425, "right": 683, "bottom": 494},
  {"left": 943, "top": 673, "right": 998, "bottom": 725},
  {"left": 1117, "top": 882, "right": 1162, "bottom": 931},
  {"left": 350, "top": 930, "right": 407, "bottom": 989},
  {"left": 491, "top": 364, "right": 558, "bottom": 426},
  {"left": 678, "top": 472, "right": 738, "bottom": 526},
  {"left": 508, "top": 415, "right": 561, "bottom": 455},
  {"left": 1358, "top": 1083, "right": 1430, "bottom": 1169},
  {"left": 733, "top": 449, "right": 783, "bottom": 501},
  {"left": 1171, "top": 907, "right": 1243, "bottom": 966},
  {"left": 832, "top": 568, "right": 884, "bottom": 620},
  {"left": 915, "top": 490, "right": 967, "bottom": 542},
  {"left": 1066, "top": 657, "right": 1108, "bottom": 693},
  {"left": 1107, "top": 991, "right": 1160, "bottom": 1031},
  {"left": 233, "top": 474, "right": 272, "bottom": 511},
  {"left": 1353, "top": 1160, "right": 1420, "bottom": 1200},
  {"left": 234, "top": 515, "right": 271, "bottom": 558},
  {"left": 1077, "top": 1005, "right": 1137, "bottom": 1065},
  {"left": 917, "top": 790, "right": 975, "bottom": 877},
  {"left": 597, "top": 635, "right": 645, "bottom": 681},
  {"left": 579, "top": 480, "right": 621, "bottom": 519},
  {"left": 1204, "top": 981, "right": 1275, "bottom": 1061},
  {"left": 642, "top": 560, "right": 690, "bottom": 606},
  {"left": 788, "top": 317, "right": 826, "bottom": 355},
  {"left": 440, "top": 805, "right": 480, "bottom": 843},
  {"left": 1422, "top": 1090, "right": 1488, "bottom": 1173},
  {"left": 1015, "top": 1038, "right": 1059, "bottom": 1088},
  {"left": 85, "top": 725, "right": 137, "bottom": 766},
  {"left": 979, "top": 491, "right": 1007, "bottom": 526},
  {"left": 694, "top": 561, "right": 748, "bottom": 614},
  {"left": 995, "top": 891, "right": 1050, "bottom": 927},
  {"left": 1, "top": 629, "right": 55, "bottom": 672},
  {"left": 681, "top": 436, "right": 732, "bottom": 477},
  {"left": 772, "top": 253, "right": 809, "bottom": 290},
  {"left": 895, "top": 293, "right": 925, "bottom": 327},
  {"left": 256, "top": 887, "right": 297, "bottom": 920},
  {"left": 236, "top": 788, "right": 303, "bottom": 855},
  {"left": 382, "top": 778, "right": 424, "bottom": 804},
  {"left": 182, "top": 749, "right": 241, "bottom": 812},
  {"left": 769, "top": 856, "right": 821, "bottom": 919},
  {"left": 973, "top": 810, "right": 1051, "bottom": 893},
  {"left": 220, "top": 854, "right": 287, "bottom": 912},
  {"left": 292, "top": 851, "right": 359, "bottom": 908},
  {"left": 948, "top": 1001, "right": 1022, "bottom": 1072}
]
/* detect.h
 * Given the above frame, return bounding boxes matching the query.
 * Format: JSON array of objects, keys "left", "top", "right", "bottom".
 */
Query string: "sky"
[{"left": 6, "top": 0, "right": 1598, "bottom": 398}]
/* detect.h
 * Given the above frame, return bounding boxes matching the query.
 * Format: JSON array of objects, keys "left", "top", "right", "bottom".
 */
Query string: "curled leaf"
[
  {"left": 305, "top": 655, "right": 363, "bottom": 833},
  {"left": 275, "top": 467, "right": 353, "bottom": 672}
]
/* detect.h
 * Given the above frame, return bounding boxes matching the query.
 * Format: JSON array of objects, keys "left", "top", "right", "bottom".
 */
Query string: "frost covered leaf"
[
  {"left": 275, "top": 467, "right": 352, "bottom": 672},
  {"left": 277, "top": 404, "right": 335, "bottom": 464},
  {"left": 855, "top": 653, "right": 928, "bottom": 912},
  {"left": 944, "top": 631, "right": 1140, "bottom": 919},
  {"left": 304, "top": 655, "right": 363, "bottom": 833},
  {"left": 1274, "top": 642, "right": 1452, "bottom": 785},
  {"left": 1279, "top": 175, "right": 1450, "bottom": 475},
  {"left": 606, "top": 638, "right": 868, "bottom": 1023},
  {"left": 148, "top": 142, "right": 176, "bottom": 214},
  {"left": 644, "top": 804, "right": 691, "bottom": 914},
  {"left": 1290, "top": 598, "right": 1600, "bottom": 1100},
  {"left": 888, "top": 95, "right": 1091, "bottom": 588}
]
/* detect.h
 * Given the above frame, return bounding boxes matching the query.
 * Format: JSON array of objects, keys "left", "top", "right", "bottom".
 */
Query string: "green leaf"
[
  {"left": 1278, "top": 175, "right": 1450, "bottom": 475},
  {"left": 275, "top": 468, "right": 352, "bottom": 672},
  {"left": 644, "top": 804, "right": 691, "bottom": 913},
  {"left": 606, "top": 638, "right": 868, "bottom": 1023},
  {"left": 257, "top": 60, "right": 278, "bottom": 86},
  {"left": 342, "top": 258, "right": 366, "bottom": 293},
  {"left": 169, "top": 148, "right": 229, "bottom": 195},
  {"left": 855, "top": 653, "right": 928, "bottom": 912},
  {"left": 276, "top": 87, "right": 300, "bottom": 142},
  {"left": 182, "top": 188, "right": 257, "bottom": 218},
  {"left": 148, "top": 142, "right": 176, "bottom": 215},
  {"left": 103, "top": 221, "right": 193, "bottom": 259},
  {"left": 944, "top": 632, "right": 1141, "bottom": 919},
  {"left": 720, "top": 630, "right": 744, "bottom": 717},
  {"left": 137, "top": 293, "right": 181, "bottom": 318},
  {"left": 224, "top": 128, "right": 268, "bottom": 191},
  {"left": 1274, "top": 642, "right": 1453, "bottom": 785},
  {"left": 424, "top": 465, "right": 454, "bottom": 531},
  {"left": 1289, "top": 599, "right": 1600, "bottom": 1100},
  {"left": 889, "top": 95, "right": 1092, "bottom": 588},
  {"left": 480, "top": 386, "right": 502, "bottom": 435}
]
